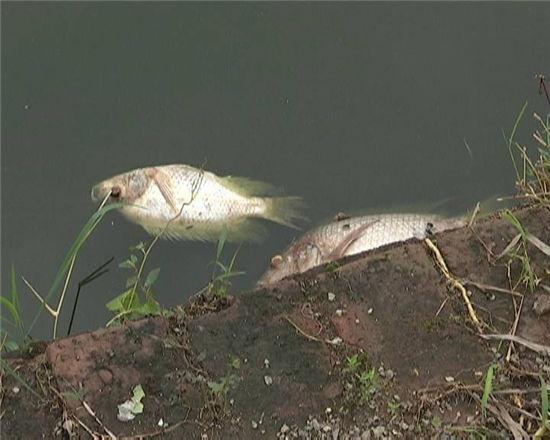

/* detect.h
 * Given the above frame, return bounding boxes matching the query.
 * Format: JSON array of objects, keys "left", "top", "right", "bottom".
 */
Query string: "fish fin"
[
  {"left": 218, "top": 175, "right": 282, "bottom": 197},
  {"left": 142, "top": 219, "right": 268, "bottom": 243},
  {"left": 261, "top": 197, "right": 307, "bottom": 229},
  {"left": 148, "top": 168, "right": 178, "bottom": 214},
  {"left": 327, "top": 220, "right": 379, "bottom": 260}
]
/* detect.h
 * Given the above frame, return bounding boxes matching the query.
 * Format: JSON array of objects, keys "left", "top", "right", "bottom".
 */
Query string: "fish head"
[
  {"left": 91, "top": 169, "right": 150, "bottom": 204},
  {"left": 257, "top": 253, "right": 293, "bottom": 286},
  {"left": 257, "top": 241, "right": 323, "bottom": 286}
]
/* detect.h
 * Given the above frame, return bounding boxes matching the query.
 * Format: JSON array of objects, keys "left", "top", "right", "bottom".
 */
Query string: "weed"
[
  {"left": 343, "top": 354, "right": 361, "bottom": 375},
  {"left": 507, "top": 103, "right": 550, "bottom": 205},
  {"left": 22, "top": 201, "right": 123, "bottom": 339},
  {"left": 0, "top": 267, "right": 26, "bottom": 351},
  {"left": 342, "top": 353, "right": 378, "bottom": 404},
  {"left": 502, "top": 210, "right": 541, "bottom": 291},
  {"left": 207, "top": 229, "right": 244, "bottom": 299},
  {"left": 106, "top": 241, "right": 162, "bottom": 325},
  {"left": 481, "top": 363, "right": 497, "bottom": 417}
]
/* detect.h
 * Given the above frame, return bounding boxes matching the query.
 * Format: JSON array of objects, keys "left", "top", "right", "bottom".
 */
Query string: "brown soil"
[{"left": 1, "top": 205, "right": 549, "bottom": 439}]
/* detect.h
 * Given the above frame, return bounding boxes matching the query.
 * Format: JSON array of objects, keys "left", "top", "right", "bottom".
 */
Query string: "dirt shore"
[{"left": 2, "top": 205, "right": 549, "bottom": 439}]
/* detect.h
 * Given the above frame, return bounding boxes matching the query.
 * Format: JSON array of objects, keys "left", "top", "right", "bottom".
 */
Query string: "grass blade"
[
  {"left": 482, "top": 363, "right": 496, "bottom": 417},
  {"left": 25, "top": 203, "right": 122, "bottom": 338}
]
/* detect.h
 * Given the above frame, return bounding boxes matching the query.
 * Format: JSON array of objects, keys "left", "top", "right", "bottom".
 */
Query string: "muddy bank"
[{"left": 2, "top": 205, "right": 549, "bottom": 439}]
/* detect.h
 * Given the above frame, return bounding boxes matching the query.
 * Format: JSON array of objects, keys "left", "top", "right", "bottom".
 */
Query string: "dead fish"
[
  {"left": 91, "top": 164, "right": 305, "bottom": 242},
  {"left": 257, "top": 213, "right": 465, "bottom": 285}
]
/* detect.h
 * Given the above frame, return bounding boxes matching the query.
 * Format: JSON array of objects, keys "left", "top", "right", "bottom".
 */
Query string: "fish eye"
[
  {"left": 270, "top": 255, "right": 283, "bottom": 269},
  {"left": 110, "top": 186, "right": 121, "bottom": 198}
]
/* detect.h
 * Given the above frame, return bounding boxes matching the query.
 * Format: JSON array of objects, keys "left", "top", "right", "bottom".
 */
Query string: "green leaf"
[
  {"left": 216, "top": 228, "right": 228, "bottom": 261},
  {"left": 144, "top": 268, "right": 160, "bottom": 290},
  {"left": 130, "top": 242, "right": 146, "bottom": 253},
  {"left": 208, "top": 380, "right": 226, "bottom": 394},
  {"left": 125, "top": 275, "right": 138, "bottom": 288},
  {"left": 119, "top": 260, "right": 135, "bottom": 270},
  {"left": 106, "top": 289, "right": 135, "bottom": 313},
  {"left": 5, "top": 340, "right": 20, "bottom": 352},
  {"left": 130, "top": 384, "right": 145, "bottom": 414},
  {"left": 130, "top": 254, "right": 138, "bottom": 265},
  {"left": 482, "top": 363, "right": 496, "bottom": 417},
  {"left": 136, "top": 298, "right": 162, "bottom": 316}
]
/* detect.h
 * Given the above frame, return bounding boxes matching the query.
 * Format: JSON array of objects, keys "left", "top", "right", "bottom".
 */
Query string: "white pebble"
[{"left": 328, "top": 292, "right": 336, "bottom": 302}]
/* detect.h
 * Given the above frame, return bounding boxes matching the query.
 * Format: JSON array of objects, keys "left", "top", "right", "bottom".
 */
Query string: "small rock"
[
  {"left": 201, "top": 434, "right": 208, "bottom": 440},
  {"left": 361, "top": 430, "right": 371, "bottom": 440},
  {"left": 311, "top": 419, "right": 321, "bottom": 431},
  {"left": 264, "top": 375, "right": 273, "bottom": 386},
  {"left": 386, "top": 369, "right": 395, "bottom": 380},
  {"left": 157, "top": 418, "right": 164, "bottom": 427},
  {"left": 252, "top": 421, "right": 258, "bottom": 429},
  {"left": 400, "top": 422, "right": 409, "bottom": 430},
  {"left": 280, "top": 424, "right": 290, "bottom": 434},
  {"left": 264, "top": 358, "right": 270, "bottom": 368},
  {"left": 229, "top": 398, "right": 235, "bottom": 405},
  {"left": 445, "top": 376, "right": 454, "bottom": 382},
  {"left": 534, "top": 294, "right": 550, "bottom": 316},
  {"left": 328, "top": 292, "right": 336, "bottom": 302},
  {"left": 367, "top": 308, "right": 373, "bottom": 314},
  {"left": 372, "top": 426, "right": 386, "bottom": 438},
  {"left": 355, "top": 318, "right": 360, "bottom": 324},
  {"left": 12, "top": 386, "right": 20, "bottom": 394},
  {"left": 335, "top": 309, "right": 344, "bottom": 317},
  {"left": 323, "top": 425, "right": 332, "bottom": 433},
  {"left": 325, "top": 407, "right": 332, "bottom": 414},
  {"left": 328, "top": 337, "right": 342, "bottom": 345}
]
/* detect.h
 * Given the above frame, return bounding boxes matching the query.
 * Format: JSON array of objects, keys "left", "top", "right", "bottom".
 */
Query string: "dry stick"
[
  {"left": 462, "top": 280, "right": 523, "bottom": 298},
  {"left": 424, "top": 238, "right": 482, "bottom": 331},
  {"left": 283, "top": 315, "right": 341, "bottom": 345},
  {"left": 479, "top": 334, "right": 550, "bottom": 356},
  {"left": 81, "top": 400, "right": 117, "bottom": 439},
  {"left": 506, "top": 294, "right": 524, "bottom": 362}
]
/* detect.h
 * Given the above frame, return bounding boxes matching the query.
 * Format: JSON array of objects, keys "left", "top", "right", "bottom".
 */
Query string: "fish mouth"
[{"left": 91, "top": 183, "right": 108, "bottom": 203}]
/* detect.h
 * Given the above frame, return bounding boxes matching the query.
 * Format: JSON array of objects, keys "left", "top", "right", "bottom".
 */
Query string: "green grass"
[
  {"left": 481, "top": 363, "right": 496, "bottom": 418},
  {"left": 1, "top": 267, "right": 26, "bottom": 351},
  {"left": 105, "top": 241, "right": 162, "bottom": 325},
  {"left": 208, "top": 229, "right": 245, "bottom": 299}
]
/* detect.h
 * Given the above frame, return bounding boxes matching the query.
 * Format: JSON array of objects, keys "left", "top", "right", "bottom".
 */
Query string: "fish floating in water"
[
  {"left": 257, "top": 213, "right": 465, "bottom": 285},
  {"left": 91, "top": 164, "right": 305, "bottom": 242}
]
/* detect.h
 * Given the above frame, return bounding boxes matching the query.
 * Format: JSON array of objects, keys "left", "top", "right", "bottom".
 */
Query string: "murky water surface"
[{"left": 2, "top": 3, "right": 549, "bottom": 337}]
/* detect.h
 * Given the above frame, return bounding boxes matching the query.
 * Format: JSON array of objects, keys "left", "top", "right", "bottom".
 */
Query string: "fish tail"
[{"left": 260, "top": 196, "right": 307, "bottom": 229}]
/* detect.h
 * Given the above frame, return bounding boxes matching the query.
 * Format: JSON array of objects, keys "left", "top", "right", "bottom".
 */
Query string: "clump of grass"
[
  {"left": 342, "top": 353, "right": 379, "bottom": 405},
  {"left": 106, "top": 241, "right": 162, "bottom": 325},
  {"left": 502, "top": 211, "right": 541, "bottom": 292},
  {"left": 507, "top": 102, "right": 550, "bottom": 205},
  {"left": 1, "top": 267, "right": 26, "bottom": 352},
  {"left": 207, "top": 229, "right": 245, "bottom": 299}
]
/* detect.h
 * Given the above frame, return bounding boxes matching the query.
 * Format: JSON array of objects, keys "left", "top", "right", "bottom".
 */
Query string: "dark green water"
[{"left": 2, "top": 3, "right": 549, "bottom": 338}]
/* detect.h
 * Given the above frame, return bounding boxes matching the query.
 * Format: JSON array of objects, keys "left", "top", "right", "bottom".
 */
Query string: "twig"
[
  {"left": 424, "top": 238, "right": 482, "bottom": 331},
  {"left": 81, "top": 401, "right": 117, "bottom": 439},
  {"left": 462, "top": 280, "right": 523, "bottom": 298},
  {"left": 283, "top": 315, "right": 324, "bottom": 343},
  {"left": 479, "top": 334, "right": 550, "bottom": 356},
  {"left": 67, "top": 257, "right": 114, "bottom": 336},
  {"left": 506, "top": 295, "right": 524, "bottom": 362}
]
